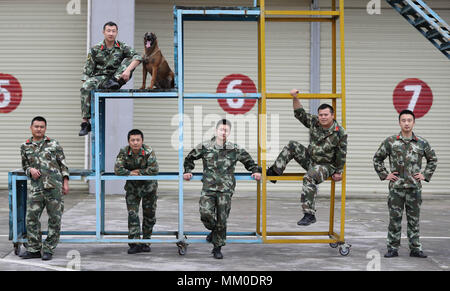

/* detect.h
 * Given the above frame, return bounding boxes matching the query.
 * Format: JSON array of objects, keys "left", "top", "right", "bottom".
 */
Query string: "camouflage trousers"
[
  {"left": 25, "top": 188, "right": 64, "bottom": 254},
  {"left": 272, "top": 140, "right": 334, "bottom": 215},
  {"left": 80, "top": 58, "right": 133, "bottom": 119},
  {"left": 199, "top": 190, "right": 233, "bottom": 248},
  {"left": 387, "top": 187, "right": 422, "bottom": 251},
  {"left": 126, "top": 185, "right": 157, "bottom": 247}
]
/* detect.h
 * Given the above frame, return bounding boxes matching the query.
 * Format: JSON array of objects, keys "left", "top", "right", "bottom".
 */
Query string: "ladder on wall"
[{"left": 386, "top": 0, "right": 450, "bottom": 59}]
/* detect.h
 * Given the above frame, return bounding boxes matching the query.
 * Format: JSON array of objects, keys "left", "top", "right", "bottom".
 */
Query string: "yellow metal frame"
[{"left": 256, "top": 0, "right": 347, "bottom": 245}]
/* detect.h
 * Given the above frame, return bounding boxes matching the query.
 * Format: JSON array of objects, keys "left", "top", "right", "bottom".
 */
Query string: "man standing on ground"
[
  {"left": 79, "top": 21, "right": 142, "bottom": 136},
  {"left": 183, "top": 119, "right": 262, "bottom": 259},
  {"left": 115, "top": 129, "right": 159, "bottom": 254},
  {"left": 373, "top": 109, "right": 437, "bottom": 258},
  {"left": 266, "top": 89, "right": 347, "bottom": 226},
  {"left": 20, "top": 116, "right": 70, "bottom": 261}
]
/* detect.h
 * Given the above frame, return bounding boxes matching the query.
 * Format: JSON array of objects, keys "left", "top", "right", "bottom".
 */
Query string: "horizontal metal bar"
[
  {"left": 184, "top": 231, "right": 259, "bottom": 236},
  {"left": 181, "top": 9, "right": 261, "bottom": 16},
  {"left": 101, "top": 175, "right": 179, "bottom": 181},
  {"left": 266, "top": 17, "right": 334, "bottom": 22},
  {"left": 100, "top": 172, "right": 257, "bottom": 181},
  {"left": 266, "top": 173, "right": 332, "bottom": 181},
  {"left": 265, "top": 10, "right": 340, "bottom": 16},
  {"left": 94, "top": 91, "right": 179, "bottom": 98},
  {"left": 265, "top": 231, "right": 331, "bottom": 236},
  {"left": 263, "top": 238, "right": 338, "bottom": 244},
  {"left": 267, "top": 93, "right": 341, "bottom": 99},
  {"left": 186, "top": 238, "right": 263, "bottom": 244},
  {"left": 183, "top": 93, "right": 261, "bottom": 99}
]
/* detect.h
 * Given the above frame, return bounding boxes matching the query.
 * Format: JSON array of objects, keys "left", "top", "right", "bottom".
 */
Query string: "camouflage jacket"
[
  {"left": 294, "top": 107, "right": 348, "bottom": 174},
  {"left": 114, "top": 144, "right": 158, "bottom": 193},
  {"left": 373, "top": 132, "right": 437, "bottom": 189},
  {"left": 82, "top": 40, "right": 142, "bottom": 81},
  {"left": 184, "top": 137, "right": 262, "bottom": 193},
  {"left": 20, "top": 136, "right": 69, "bottom": 192}
]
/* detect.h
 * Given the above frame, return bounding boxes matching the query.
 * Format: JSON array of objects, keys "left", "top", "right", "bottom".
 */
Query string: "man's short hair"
[
  {"left": 128, "top": 129, "right": 144, "bottom": 141},
  {"left": 216, "top": 119, "right": 232, "bottom": 129},
  {"left": 31, "top": 116, "right": 47, "bottom": 126},
  {"left": 318, "top": 104, "right": 334, "bottom": 114},
  {"left": 103, "top": 21, "right": 118, "bottom": 31},
  {"left": 399, "top": 109, "right": 415, "bottom": 121}
]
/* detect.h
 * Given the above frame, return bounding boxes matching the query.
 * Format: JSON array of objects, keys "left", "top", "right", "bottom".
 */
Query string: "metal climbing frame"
[
  {"left": 9, "top": 0, "right": 349, "bottom": 256},
  {"left": 258, "top": 0, "right": 350, "bottom": 255}
]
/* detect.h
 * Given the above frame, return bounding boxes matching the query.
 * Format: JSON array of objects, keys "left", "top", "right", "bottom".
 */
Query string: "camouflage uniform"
[
  {"left": 270, "top": 107, "right": 347, "bottom": 215},
  {"left": 114, "top": 144, "right": 158, "bottom": 246},
  {"left": 373, "top": 133, "right": 437, "bottom": 252},
  {"left": 81, "top": 40, "right": 142, "bottom": 119},
  {"left": 184, "top": 137, "right": 262, "bottom": 248},
  {"left": 20, "top": 136, "right": 69, "bottom": 255}
]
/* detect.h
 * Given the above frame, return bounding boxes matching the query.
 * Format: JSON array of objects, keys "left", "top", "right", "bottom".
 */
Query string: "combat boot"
[
  {"left": 20, "top": 251, "right": 41, "bottom": 259},
  {"left": 42, "top": 252, "right": 53, "bottom": 261},
  {"left": 141, "top": 244, "right": 151, "bottom": 253},
  {"left": 79, "top": 121, "right": 91, "bottom": 136},
  {"left": 384, "top": 249, "right": 399, "bottom": 258},
  {"left": 410, "top": 250, "right": 427, "bottom": 258},
  {"left": 212, "top": 247, "right": 223, "bottom": 259},
  {"left": 266, "top": 166, "right": 280, "bottom": 184},
  {"left": 127, "top": 244, "right": 142, "bottom": 254},
  {"left": 103, "top": 78, "right": 121, "bottom": 90},
  {"left": 297, "top": 213, "right": 316, "bottom": 226}
]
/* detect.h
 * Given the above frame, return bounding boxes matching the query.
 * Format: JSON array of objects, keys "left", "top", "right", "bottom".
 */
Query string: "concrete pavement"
[{"left": 1, "top": 190, "right": 449, "bottom": 271}]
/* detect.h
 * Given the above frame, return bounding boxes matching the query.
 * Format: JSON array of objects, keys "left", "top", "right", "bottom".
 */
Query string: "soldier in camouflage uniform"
[
  {"left": 114, "top": 129, "right": 158, "bottom": 254},
  {"left": 183, "top": 119, "right": 262, "bottom": 259},
  {"left": 267, "top": 89, "right": 347, "bottom": 226},
  {"left": 79, "top": 21, "right": 143, "bottom": 136},
  {"left": 373, "top": 109, "right": 437, "bottom": 258},
  {"left": 20, "top": 116, "right": 69, "bottom": 261}
]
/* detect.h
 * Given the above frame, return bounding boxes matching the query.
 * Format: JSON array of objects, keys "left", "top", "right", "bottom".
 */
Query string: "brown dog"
[{"left": 140, "top": 32, "right": 175, "bottom": 89}]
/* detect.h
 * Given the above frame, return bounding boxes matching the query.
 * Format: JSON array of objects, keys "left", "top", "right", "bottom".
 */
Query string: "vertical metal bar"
[
  {"left": 177, "top": 8, "right": 185, "bottom": 242},
  {"left": 11, "top": 174, "right": 18, "bottom": 243},
  {"left": 329, "top": 180, "right": 335, "bottom": 235},
  {"left": 256, "top": 5, "right": 262, "bottom": 236},
  {"left": 339, "top": 0, "right": 347, "bottom": 242},
  {"left": 94, "top": 92, "right": 101, "bottom": 239},
  {"left": 332, "top": 0, "right": 337, "bottom": 97},
  {"left": 259, "top": 0, "right": 267, "bottom": 242},
  {"left": 101, "top": 179, "right": 105, "bottom": 234}
]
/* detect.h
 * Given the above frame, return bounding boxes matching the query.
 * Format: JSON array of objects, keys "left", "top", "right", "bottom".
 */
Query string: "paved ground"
[{"left": 1, "top": 189, "right": 449, "bottom": 272}]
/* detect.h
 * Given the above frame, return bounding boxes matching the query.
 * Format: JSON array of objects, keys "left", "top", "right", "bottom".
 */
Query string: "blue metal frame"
[{"left": 8, "top": 6, "right": 266, "bottom": 249}]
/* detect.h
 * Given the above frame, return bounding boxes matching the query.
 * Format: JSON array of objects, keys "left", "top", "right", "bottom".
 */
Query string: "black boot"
[
  {"left": 384, "top": 248, "right": 399, "bottom": 258},
  {"left": 127, "top": 244, "right": 142, "bottom": 254},
  {"left": 141, "top": 244, "right": 151, "bottom": 253},
  {"left": 117, "top": 78, "right": 127, "bottom": 88},
  {"left": 212, "top": 246, "right": 223, "bottom": 259},
  {"left": 20, "top": 251, "right": 41, "bottom": 259},
  {"left": 103, "top": 78, "right": 121, "bottom": 90},
  {"left": 42, "top": 252, "right": 53, "bottom": 261},
  {"left": 297, "top": 213, "right": 317, "bottom": 226},
  {"left": 79, "top": 121, "right": 91, "bottom": 136},
  {"left": 410, "top": 250, "right": 427, "bottom": 258},
  {"left": 266, "top": 166, "right": 280, "bottom": 184}
]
